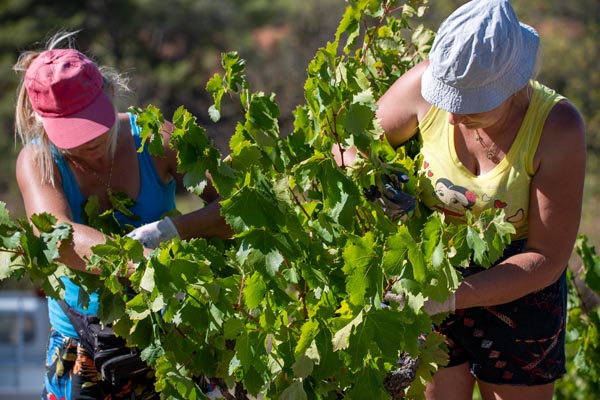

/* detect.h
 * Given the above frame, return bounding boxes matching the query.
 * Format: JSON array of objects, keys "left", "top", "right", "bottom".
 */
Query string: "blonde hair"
[{"left": 13, "top": 31, "right": 131, "bottom": 185}]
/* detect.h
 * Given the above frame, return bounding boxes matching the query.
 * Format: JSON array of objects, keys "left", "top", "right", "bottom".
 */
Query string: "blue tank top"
[{"left": 48, "top": 113, "right": 176, "bottom": 338}]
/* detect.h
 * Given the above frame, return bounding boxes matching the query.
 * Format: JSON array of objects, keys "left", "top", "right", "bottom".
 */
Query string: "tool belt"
[{"left": 58, "top": 299, "right": 149, "bottom": 386}]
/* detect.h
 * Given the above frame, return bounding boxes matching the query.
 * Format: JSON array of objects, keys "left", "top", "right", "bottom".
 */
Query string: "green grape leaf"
[
  {"left": 466, "top": 225, "right": 486, "bottom": 265},
  {"left": 342, "top": 232, "right": 379, "bottom": 306},
  {"left": 383, "top": 227, "right": 413, "bottom": 276},
  {"left": 221, "top": 185, "right": 285, "bottom": 232},
  {"left": 346, "top": 366, "right": 388, "bottom": 400},
  {"left": 405, "top": 331, "right": 448, "bottom": 398},
  {"left": 245, "top": 93, "right": 280, "bottom": 147},
  {"left": 131, "top": 104, "right": 165, "bottom": 157},
  {"left": 335, "top": 4, "right": 360, "bottom": 53},
  {"left": 292, "top": 355, "right": 314, "bottom": 379},
  {"left": 280, "top": 381, "right": 307, "bottom": 400},
  {"left": 332, "top": 311, "right": 363, "bottom": 352},
  {"left": 408, "top": 242, "right": 426, "bottom": 283},
  {"left": 224, "top": 318, "right": 246, "bottom": 339},
  {"left": 0, "top": 202, "right": 20, "bottom": 249},
  {"left": 368, "top": 309, "right": 406, "bottom": 359},
  {"left": 221, "top": 51, "right": 246, "bottom": 93},
  {"left": 294, "top": 157, "right": 361, "bottom": 227},
  {"left": 576, "top": 235, "right": 600, "bottom": 294},
  {"left": 81, "top": 196, "right": 123, "bottom": 235},
  {"left": 206, "top": 73, "right": 224, "bottom": 122},
  {"left": 243, "top": 271, "right": 266, "bottom": 309},
  {"left": 295, "top": 319, "right": 320, "bottom": 357},
  {"left": 344, "top": 103, "right": 374, "bottom": 135}
]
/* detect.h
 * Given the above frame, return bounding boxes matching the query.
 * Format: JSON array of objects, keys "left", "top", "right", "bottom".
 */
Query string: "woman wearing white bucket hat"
[{"left": 377, "top": 0, "right": 585, "bottom": 399}]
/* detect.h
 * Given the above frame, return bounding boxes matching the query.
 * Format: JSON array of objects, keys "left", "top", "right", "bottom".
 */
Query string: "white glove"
[
  {"left": 423, "top": 293, "right": 456, "bottom": 315},
  {"left": 127, "top": 217, "right": 180, "bottom": 249}
]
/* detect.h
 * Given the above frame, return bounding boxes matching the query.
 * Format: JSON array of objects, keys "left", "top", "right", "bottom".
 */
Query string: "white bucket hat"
[{"left": 421, "top": 0, "right": 539, "bottom": 114}]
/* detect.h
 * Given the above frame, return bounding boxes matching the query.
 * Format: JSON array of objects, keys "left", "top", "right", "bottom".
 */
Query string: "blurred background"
[{"left": 0, "top": 0, "right": 599, "bottom": 276}]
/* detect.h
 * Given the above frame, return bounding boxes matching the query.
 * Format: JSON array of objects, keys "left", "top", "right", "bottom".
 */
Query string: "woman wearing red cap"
[
  {"left": 374, "top": 0, "right": 585, "bottom": 399},
  {"left": 14, "top": 32, "right": 231, "bottom": 399}
]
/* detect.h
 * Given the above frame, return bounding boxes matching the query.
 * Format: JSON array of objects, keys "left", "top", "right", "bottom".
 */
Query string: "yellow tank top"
[{"left": 417, "top": 81, "right": 563, "bottom": 239}]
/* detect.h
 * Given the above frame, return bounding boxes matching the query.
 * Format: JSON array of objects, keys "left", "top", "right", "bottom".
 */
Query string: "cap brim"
[{"left": 42, "top": 91, "right": 116, "bottom": 150}]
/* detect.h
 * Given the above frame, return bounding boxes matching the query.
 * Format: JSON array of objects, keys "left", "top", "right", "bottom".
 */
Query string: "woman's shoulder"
[
  {"left": 535, "top": 95, "right": 585, "bottom": 167},
  {"left": 16, "top": 144, "right": 62, "bottom": 188},
  {"left": 16, "top": 144, "right": 36, "bottom": 173},
  {"left": 545, "top": 98, "right": 585, "bottom": 142},
  {"left": 377, "top": 60, "right": 431, "bottom": 147},
  {"left": 16, "top": 143, "right": 49, "bottom": 168},
  {"left": 379, "top": 60, "right": 430, "bottom": 110}
]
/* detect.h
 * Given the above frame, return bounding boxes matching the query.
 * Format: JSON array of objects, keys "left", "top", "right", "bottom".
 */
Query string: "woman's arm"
[
  {"left": 455, "top": 99, "right": 586, "bottom": 308},
  {"left": 334, "top": 61, "right": 431, "bottom": 166},
  {"left": 376, "top": 60, "right": 432, "bottom": 147},
  {"left": 16, "top": 146, "right": 118, "bottom": 274},
  {"left": 154, "top": 122, "right": 233, "bottom": 241}
]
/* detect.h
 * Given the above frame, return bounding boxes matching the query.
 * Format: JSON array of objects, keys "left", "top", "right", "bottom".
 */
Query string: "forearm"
[
  {"left": 171, "top": 200, "right": 233, "bottom": 240},
  {"left": 454, "top": 251, "right": 566, "bottom": 309},
  {"left": 56, "top": 223, "right": 111, "bottom": 274}
]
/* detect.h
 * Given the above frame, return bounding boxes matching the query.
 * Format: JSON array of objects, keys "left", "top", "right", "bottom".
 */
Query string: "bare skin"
[
  {"left": 376, "top": 61, "right": 586, "bottom": 400},
  {"left": 16, "top": 112, "right": 232, "bottom": 275}
]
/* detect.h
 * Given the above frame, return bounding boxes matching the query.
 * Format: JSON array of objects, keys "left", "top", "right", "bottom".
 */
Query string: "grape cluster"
[
  {"left": 362, "top": 184, "right": 382, "bottom": 201},
  {"left": 383, "top": 353, "right": 420, "bottom": 399}
]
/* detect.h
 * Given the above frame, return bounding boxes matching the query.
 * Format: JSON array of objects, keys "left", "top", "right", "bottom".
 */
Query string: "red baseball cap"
[{"left": 24, "top": 49, "right": 116, "bottom": 149}]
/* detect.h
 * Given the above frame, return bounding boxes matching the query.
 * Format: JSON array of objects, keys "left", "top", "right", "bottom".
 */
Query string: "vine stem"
[
  {"left": 482, "top": 220, "right": 495, "bottom": 233},
  {"left": 289, "top": 188, "right": 311, "bottom": 220},
  {"left": 360, "top": 2, "right": 404, "bottom": 64},
  {"left": 325, "top": 111, "right": 346, "bottom": 168},
  {"left": 280, "top": 255, "right": 310, "bottom": 320},
  {"left": 384, "top": 276, "right": 400, "bottom": 295},
  {"left": 354, "top": 208, "right": 368, "bottom": 234},
  {"left": 174, "top": 325, "right": 188, "bottom": 339},
  {"left": 233, "top": 274, "right": 260, "bottom": 324},
  {"left": 235, "top": 274, "right": 246, "bottom": 308},
  {"left": 300, "top": 280, "right": 309, "bottom": 320},
  {"left": 0, "top": 248, "right": 25, "bottom": 256},
  {"left": 237, "top": 307, "right": 260, "bottom": 324}
]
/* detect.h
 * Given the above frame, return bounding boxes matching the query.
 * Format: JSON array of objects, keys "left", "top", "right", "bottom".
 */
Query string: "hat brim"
[
  {"left": 42, "top": 91, "right": 116, "bottom": 150},
  {"left": 421, "top": 23, "right": 540, "bottom": 114}
]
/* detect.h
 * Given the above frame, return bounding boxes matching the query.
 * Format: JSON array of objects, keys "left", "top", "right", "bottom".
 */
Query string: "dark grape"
[
  {"left": 362, "top": 184, "right": 381, "bottom": 201},
  {"left": 384, "top": 353, "right": 419, "bottom": 399}
]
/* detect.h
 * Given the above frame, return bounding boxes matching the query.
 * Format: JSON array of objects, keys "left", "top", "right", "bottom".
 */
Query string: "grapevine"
[{"left": 4, "top": 1, "right": 596, "bottom": 399}]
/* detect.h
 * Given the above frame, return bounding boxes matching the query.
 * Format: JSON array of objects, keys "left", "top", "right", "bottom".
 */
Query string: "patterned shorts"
[
  {"left": 43, "top": 329, "right": 158, "bottom": 400},
  {"left": 436, "top": 240, "right": 567, "bottom": 385}
]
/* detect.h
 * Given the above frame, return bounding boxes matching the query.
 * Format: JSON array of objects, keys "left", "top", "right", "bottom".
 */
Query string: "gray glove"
[{"left": 127, "top": 217, "right": 180, "bottom": 249}]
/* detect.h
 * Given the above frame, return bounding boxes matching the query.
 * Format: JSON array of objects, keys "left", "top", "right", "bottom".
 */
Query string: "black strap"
[
  {"left": 56, "top": 299, "right": 97, "bottom": 355},
  {"left": 56, "top": 298, "right": 73, "bottom": 318}
]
